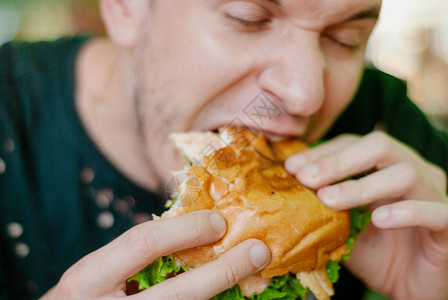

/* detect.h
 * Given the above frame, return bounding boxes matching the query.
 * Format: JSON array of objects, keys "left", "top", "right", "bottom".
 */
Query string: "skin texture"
[
  {"left": 285, "top": 132, "right": 448, "bottom": 299},
  {"left": 40, "top": 211, "right": 271, "bottom": 300},
  {"left": 76, "top": 0, "right": 379, "bottom": 191},
  {"left": 43, "top": 0, "right": 448, "bottom": 299}
]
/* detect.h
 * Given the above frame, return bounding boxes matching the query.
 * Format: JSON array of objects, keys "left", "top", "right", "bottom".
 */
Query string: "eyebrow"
[
  {"left": 264, "top": 0, "right": 282, "bottom": 7},
  {"left": 343, "top": 5, "right": 381, "bottom": 22},
  {"left": 262, "top": 1, "right": 381, "bottom": 22}
]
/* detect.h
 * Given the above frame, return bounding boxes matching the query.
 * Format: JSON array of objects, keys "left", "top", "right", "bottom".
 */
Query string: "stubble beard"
[{"left": 131, "top": 22, "right": 182, "bottom": 194}]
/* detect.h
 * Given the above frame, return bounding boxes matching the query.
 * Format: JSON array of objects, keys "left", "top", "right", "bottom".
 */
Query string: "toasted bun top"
[{"left": 164, "top": 127, "right": 350, "bottom": 278}]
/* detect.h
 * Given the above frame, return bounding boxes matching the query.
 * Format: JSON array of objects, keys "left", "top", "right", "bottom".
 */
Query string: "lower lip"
[{"left": 201, "top": 126, "right": 300, "bottom": 141}]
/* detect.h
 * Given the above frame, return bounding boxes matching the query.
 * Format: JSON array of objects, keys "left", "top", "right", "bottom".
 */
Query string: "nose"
[{"left": 257, "top": 28, "right": 326, "bottom": 117}]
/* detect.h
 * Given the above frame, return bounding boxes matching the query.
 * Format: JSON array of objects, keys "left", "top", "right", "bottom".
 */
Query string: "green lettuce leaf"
[
  {"left": 127, "top": 270, "right": 150, "bottom": 291},
  {"left": 326, "top": 260, "right": 341, "bottom": 283},
  {"left": 214, "top": 274, "right": 308, "bottom": 300},
  {"left": 128, "top": 254, "right": 186, "bottom": 290},
  {"left": 128, "top": 256, "right": 308, "bottom": 299},
  {"left": 129, "top": 186, "right": 371, "bottom": 298},
  {"left": 128, "top": 208, "right": 371, "bottom": 298},
  {"left": 322, "top": 206, "right": 371, "bottom": 283},
  {"left": 343, "top": 206, "right": 371, "bottom": 260}
]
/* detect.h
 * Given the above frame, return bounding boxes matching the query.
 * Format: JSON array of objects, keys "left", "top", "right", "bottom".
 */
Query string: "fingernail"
[
  {"left": 209, "top": 212, "right": 227, "bottom": 235},
  {"left": 285, "top": 154, "right": 307, "bottom": 172},
  {"left": 374, "top": 207, "right": 389, "bottom": 223},
  {"left": 301, "top": 163, "right": 319, "bottom": 177},
  {"left": 249, "top": 244, "right": 270, "bottom": 269},
  {"left": 324, "top": 185, "right": 339, "bottom": 198}
]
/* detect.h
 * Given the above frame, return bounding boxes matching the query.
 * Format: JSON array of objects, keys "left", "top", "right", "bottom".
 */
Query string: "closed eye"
[
  {"left": 224, "top": 13, "right": 270, "bottom": 29},
  {"left": 220, "top": 1, "right": 272, "bottom": 31},
  {"left": 324, "top": 35, "right": 361, "bottom": 51}
]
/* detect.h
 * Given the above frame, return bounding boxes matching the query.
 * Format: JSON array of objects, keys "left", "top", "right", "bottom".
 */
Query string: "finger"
[
  {"left": 133, "top": 239, "right": 270, "bottom": 300},
  {"left": 285, "top": 134, "right": 359, "bottom": 172},
  {"left": 60, "top": 210, "right": 227, "bottom": 297},
  {"left": 372, "top": 200, "right": 448, "bottom": 240},
  {"left": 316, "top": 163, "right": 424, "bottom": 210},
  {"left": 294, "top": 131, "right": 426, "bottom": 189}
]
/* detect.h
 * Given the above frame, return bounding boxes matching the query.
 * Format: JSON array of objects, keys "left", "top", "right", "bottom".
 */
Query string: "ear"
[{"left": 100, "top": 0, "right": 148, "bottom": 48}]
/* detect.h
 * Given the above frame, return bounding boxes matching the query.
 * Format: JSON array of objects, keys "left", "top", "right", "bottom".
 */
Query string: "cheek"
[
  {"left": 140, "top": 4, "right": 250, "bottom": 131},
  {"left": 308, "top": 57, "right": 364, "bottom": 142},
  {"left": 134, "top": 3, "right": 253, "bottom": 184},
  {"left": 328, "top": 63, "right": 363, "bottom": 116}
]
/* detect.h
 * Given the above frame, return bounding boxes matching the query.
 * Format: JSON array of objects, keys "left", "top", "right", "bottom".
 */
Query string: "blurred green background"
[{"left": 0, "top": 0, "right": 104, "bottom": 44}]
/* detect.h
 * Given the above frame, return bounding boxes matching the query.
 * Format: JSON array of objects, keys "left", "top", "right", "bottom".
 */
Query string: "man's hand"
[
  {"left": 40, "top": 210, "right": 270, "bottom": 300},
  {"left": 285, "top": 131, "right": 448, "bottom": 300}
]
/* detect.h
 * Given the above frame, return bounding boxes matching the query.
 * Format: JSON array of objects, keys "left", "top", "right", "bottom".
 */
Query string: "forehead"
[{"left": 263, "top": 0, "right": 381, "bottom": 26}]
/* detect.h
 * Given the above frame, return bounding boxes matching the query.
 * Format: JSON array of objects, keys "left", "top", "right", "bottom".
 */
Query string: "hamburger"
[{"left": 127, "top": 127, "right": 370, "bottom": 300}]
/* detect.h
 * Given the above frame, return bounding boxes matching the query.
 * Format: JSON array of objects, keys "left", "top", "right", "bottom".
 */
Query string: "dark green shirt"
[
  {"left": 0, "top": 37, "right": 447, "bottom": 300},
  {"left": 0, "top": 37, "right": 166, "bottom": 300}
]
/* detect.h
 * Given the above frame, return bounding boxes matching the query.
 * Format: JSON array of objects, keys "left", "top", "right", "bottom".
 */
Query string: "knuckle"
[
  {"left": 431, "top": 165, "right": 447, "bottom": 191},
  {"left": 125, "top": 224, "right": 159, "bottom": 256},
  {"left": 219, "top": 261, "right": 240, "bottom": 287},
  {"left": 339, "top": 133, "right": 359, "bottom": 143},
  {"left": 162, "top": 285, "right": 192, "bottom": 300},
  {"left": 322, "top": 155, "right": 342, "bottom": 174},
  {"left": 355, "top": 179, "right": 371, "bottom": 202},
  {"left": 398, "top": 162, "right": 419, "bottom": 188},
  {"left": 443, "top": 204, "right": 448, "bottom": 225},
  {"left": 299, "top": 150, "right": 313, "bottom": 163},
  {"left": 404, "top": 201, "right": 421, "bottom": 224},
  {"left": 369, "top": 131, "right": 392, "bottom": 156}
]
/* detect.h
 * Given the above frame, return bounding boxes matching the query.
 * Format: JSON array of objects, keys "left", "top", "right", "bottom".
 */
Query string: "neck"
[{"left": 75, "top": 38, "right": 161, "bottom": 192}]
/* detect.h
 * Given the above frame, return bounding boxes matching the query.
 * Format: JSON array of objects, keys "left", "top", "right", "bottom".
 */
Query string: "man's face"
[{"left": 131, "top": 0, "right": 380, "bottom": 186}]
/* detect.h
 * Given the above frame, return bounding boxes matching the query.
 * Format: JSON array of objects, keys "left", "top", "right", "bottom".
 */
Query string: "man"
[{"left": 1, "top": 0, "right": 447, "bottom": 299}]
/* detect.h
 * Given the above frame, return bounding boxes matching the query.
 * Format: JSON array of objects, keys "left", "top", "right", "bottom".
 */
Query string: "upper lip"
[{"left": 202, "top": 123, "right": 303, "bottom": 139}]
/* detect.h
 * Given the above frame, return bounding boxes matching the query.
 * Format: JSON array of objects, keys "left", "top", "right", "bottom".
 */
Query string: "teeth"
[
  {"left": 247, "top": 128, "right": 263, "bottom": 135},
  {"left": 219, "top": 127, "right": 287, "bottom": 142},
  {"left": 246, "top": 128, "right": 286, "bottom": 141},
  {"left": 265, "top": 133, "right": 287, "bottom": 141}
]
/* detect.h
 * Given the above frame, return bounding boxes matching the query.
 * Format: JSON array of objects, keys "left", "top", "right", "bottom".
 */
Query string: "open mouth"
[
  {"left": 246, "top": 127, "right": 288, "bottom": 141},
  {"left": 208, "top": 125, "right": 292, "bottom": 142}
]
